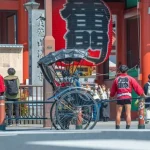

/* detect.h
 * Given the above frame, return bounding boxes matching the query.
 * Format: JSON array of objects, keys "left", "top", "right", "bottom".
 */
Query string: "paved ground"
[
  {"left": 5, "top": 121, "right": 150, "bottom": 130},
  {"left": 1, "top": 121, "right": 150, "bottom": 150}
]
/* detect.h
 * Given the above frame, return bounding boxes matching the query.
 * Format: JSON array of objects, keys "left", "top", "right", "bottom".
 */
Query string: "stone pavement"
[
  {"left": 5, "top": 121, "right": 150, "bottom": 131},
  {"left": 1, "top": 121, "right": 150, "bottom": 150},
  {"left": 1, "top": 122, "right": 150, "bottom": 150}
]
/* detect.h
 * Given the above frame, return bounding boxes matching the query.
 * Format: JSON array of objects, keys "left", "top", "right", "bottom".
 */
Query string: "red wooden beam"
[
  {"left": 0, "top": 1, "right": 19, "bottom": 10},
  {"left": 106, "top": 2, "right": 124, "bottom": 13},
  {"left": 124, "top": 7, "right": 137, "bottom": 19}
]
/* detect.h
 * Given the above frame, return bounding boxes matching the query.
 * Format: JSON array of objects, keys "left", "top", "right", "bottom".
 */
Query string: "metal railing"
[
  {"left": 5, "top": 85, "right": 44, "bottom": 125},
  {"left": 3, "top": 93, "right": 149, "bottom": 129}
]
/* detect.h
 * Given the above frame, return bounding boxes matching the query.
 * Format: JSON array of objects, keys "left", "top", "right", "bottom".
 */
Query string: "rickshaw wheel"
[
  {"left": 50, "top": 87, "right": 70, "bottom": 130},
  {"left": 50, "top": 100, "right": 61, "bottom": 130},
  {"left": 55, "top": 88, "right": 99, "bottom": 130}
]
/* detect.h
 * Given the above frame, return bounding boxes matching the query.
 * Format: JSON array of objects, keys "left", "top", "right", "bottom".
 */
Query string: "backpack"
[
  {"left": 6, "top": 78, "right": 18, "bottom": 95},
  {"left": 0, "top": 75, "right": 5, "bottom": 93},
  {"left": 147, "top": 82, "right": 150, "bottom": 96}
]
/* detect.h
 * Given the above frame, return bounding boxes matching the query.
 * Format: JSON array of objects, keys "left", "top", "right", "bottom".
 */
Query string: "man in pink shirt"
[{"left": 110, "top": 65, "right": 146, "bottom": 129}]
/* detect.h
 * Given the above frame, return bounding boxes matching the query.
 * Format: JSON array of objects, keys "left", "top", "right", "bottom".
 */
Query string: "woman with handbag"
[
  {"left": 92, "top": 86, "right": 101, "bottom": 121},
  {"left": 99, "top": 85, "right": 110, "bottom": 122}
]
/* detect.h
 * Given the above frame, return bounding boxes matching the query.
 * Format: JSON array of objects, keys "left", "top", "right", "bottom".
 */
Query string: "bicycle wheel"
[{"left": 55, "top": 88, "right": 99, "bottom": 130}]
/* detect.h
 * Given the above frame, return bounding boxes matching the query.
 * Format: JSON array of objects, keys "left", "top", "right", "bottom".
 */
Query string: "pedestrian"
[
  {"left": 92, "top": 87, "right": 101, "bottom": 121},
  {"left": 143, "top": 74, "right": 150, "bottom": 122},
  {"left": 85, "top": 84, "right": 91, "bottom": 91},
  {"left": 107, "top": 88, "right": 110, "bottom": 98},
  {"left": 4, "top": 68, "right": 20, "bottom": 126},
  {"left": 100, "top": 85, "right": 110, "bottom": 122},
  {"left": 110, "top": 65, "right": 146, "bottom": 129},
  {"left": 73, "top": 71, "right": 81, "bottom": 87},
  {"left": 95, "top": 83, "right": 99, "bottom": 90},
  {"left": 0, "top": 74, "right": 5, "bottom": 96}
]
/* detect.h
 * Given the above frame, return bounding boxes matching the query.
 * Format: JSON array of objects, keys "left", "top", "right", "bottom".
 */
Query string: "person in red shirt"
[
  {"left": 110, "top": 65, "right": 145, "bottom": 129},
  {"left": 0, "top": 74, "right": 5, "bottom": 96}
]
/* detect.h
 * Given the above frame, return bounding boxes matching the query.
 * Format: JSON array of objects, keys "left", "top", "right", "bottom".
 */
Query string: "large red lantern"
[{"left": 52, "top": 0, "right": 112, "bottom": 66}]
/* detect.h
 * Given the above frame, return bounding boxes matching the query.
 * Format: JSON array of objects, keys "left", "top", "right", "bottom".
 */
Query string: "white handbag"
[{"left": 145, "top": 108, "right": 150, "bottom": 120}]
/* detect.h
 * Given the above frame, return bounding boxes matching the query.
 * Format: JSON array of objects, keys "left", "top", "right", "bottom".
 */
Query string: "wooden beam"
[
  {"left": 124, "top": 7, "right": 137, "bottom": 19},
  {"left": 106, "top": 2, "right": 125, "bottom": 14},
  {"left": 0, "top": 1, "right": 19, "bottom": 10}
]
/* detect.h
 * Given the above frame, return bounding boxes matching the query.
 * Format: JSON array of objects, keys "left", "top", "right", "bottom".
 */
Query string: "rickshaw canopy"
[{"left": 38, "top": 49, "right": 88, "bottom": 66}]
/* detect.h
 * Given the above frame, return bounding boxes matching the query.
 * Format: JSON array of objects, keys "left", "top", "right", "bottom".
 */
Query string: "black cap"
[{"left": 119, "top": 65, "right": 128, "bottom": 73}]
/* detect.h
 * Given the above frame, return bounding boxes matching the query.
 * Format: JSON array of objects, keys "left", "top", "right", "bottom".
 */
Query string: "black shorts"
[{"left": 117, "top": 99, "right": 131, "bottom": 105}]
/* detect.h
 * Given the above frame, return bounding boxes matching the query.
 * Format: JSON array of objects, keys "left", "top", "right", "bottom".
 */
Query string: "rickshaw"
[
  {"left": 37, "top": 0, "right": 112, "bottom": 130},
  {"left": 38, "top": 49, "right": 99, "bottom": 130}
]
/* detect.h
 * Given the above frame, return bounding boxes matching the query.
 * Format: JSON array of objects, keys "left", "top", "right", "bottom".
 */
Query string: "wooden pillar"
[
  {"left": 1, "top": 12, "right": 7, "bottom": 44},
  {"left": 43, "top": 0, "right": 55, "bottom": 127},
  {"left": 140, "top": 0, "right": 150, "bottom": 86},
  {"left": 102, "top": 3, "right": 125, "bottom": 121},
  {"left": 96, "top": 64, "right": 104, "bottom": 84},
  {"left": 117, "top": 10, "right": 126, "bottom": 66},
  {"left": 18, "top": 0, "right": 28, "bottom": 84},
  {"left": 106, "top": 3, "right": 126, "bottom": 67}
]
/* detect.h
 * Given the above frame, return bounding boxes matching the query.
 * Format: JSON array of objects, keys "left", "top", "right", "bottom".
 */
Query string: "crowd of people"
[{"left": 84, "top": 83, "right": 110, "bottom": 122}]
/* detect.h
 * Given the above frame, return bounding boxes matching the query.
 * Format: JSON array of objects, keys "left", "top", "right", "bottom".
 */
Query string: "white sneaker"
[
  {"left": 8, "top": 124, "right": 12, "bottom": 127},
  {"left": 16, "top": 123, "right": 20, "bottom": 126}
]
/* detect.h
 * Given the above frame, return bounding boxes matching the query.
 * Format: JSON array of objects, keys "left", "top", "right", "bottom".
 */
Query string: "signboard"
[
  {"left": 52, "top": 0, "right": 112, "bottom": 66},
  {"left": 29, "top": 10, "right": 45, "bottom": 86},
  {"left": 0, "top": 45, "right": 23, "bottom": 83},
  {"left": 126, "top": 0, "right": 137, "bottom": 9}
]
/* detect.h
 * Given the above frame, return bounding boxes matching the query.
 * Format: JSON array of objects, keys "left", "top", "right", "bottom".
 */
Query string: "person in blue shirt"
[{"left": 73, "top": 71, "right": 82, "bottom": 87}]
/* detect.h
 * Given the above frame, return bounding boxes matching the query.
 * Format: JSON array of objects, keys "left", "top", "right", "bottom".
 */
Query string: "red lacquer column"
[
  {"left": 18, "top": 0, "right": 29, "bottom": 84},
  {"left": 117, "top": 10, "right": 126, "bottom": 66},
  {"left": 140, "top": 0, "right": 150, "bottom": 86}
]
